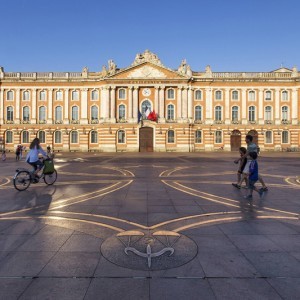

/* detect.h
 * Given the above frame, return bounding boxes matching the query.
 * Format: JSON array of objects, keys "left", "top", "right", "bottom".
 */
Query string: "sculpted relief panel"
[{"left": 126, "top": 66, "right": 167, "bottom": 79}]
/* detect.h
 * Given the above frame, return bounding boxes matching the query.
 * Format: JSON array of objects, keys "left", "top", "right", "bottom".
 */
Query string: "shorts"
[
  {"left": 242, "top": 160, "right": 251, "bottom": 174},
  {"left": 248, "top": 179, "right": 257, "bottom": 190}
]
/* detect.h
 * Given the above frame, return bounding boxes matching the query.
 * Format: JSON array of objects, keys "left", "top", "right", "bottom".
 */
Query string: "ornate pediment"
[{"left": 126, "top": 65, "right": 167, "bottom": 78}]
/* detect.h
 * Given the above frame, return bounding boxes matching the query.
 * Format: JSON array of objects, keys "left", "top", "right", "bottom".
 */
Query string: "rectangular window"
[
  {"left": 282, "top": 131, "right": 289, "bottom": 144},
  {"left": 265, "top": 131, "right": 272, "bottom": 143},
  {"left": 195, "top": 131, "right": 202, "bottom": 143},
  {"left": 215, "top": 131, "right": 222, "bottom": 143},
  {"left": 56, "top": 91, "right": 63, "bottom": 100}
]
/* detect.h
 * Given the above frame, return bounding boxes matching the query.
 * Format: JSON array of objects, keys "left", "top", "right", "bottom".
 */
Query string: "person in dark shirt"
[
  {"left": 232, "top": 147, "right": 248, "bottom": 189},
  {"left": 244, "top": 152, "right": 265, "bottom": 200}
]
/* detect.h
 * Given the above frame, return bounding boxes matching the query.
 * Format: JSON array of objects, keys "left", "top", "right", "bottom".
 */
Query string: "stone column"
[
  {"left": 154, "top": 87, "right": 159, "bottom": 114},
  {"left": 182, "top": 87, "right": 188, "bottom": 120},
  {"left": 16, "top": 89, "right": 20, "bottom": 124},
  {"left": 132, "top": 86, "right": 138, "bottom": 123},
  {"left": 241, "top": 88, "right": 247, "bottom": 124},
  {"left": 47, "top": 88, "right": 53, "bottom": 123},
  {"left": 159, "top": 86, "right": 165, "bottom": 122},
  {"left": 64, "top": 88, "right": 69, "bottom": 124},
  {"left": 274, "top": 88, "right": 280, "bottom": 125},
  {"left": 81, "top": 88, "right": 88, "bottom": 124},
  {"left": 258, "top": 88, "right": 264, "bottom": 124},
  {"left": 205, "top": 88, "right": 212, "bottom": 123},
  {"left": 110, "top": 87, "right": 116, "bottom": 122},
  {"left": 225, "top": 88, "right": 230, "bottom": 124},
  {"left": 32, "top": 88, "right": 37, "bottom": 124},
  {"left": 187, "top": 86, "right": 193, "bottom": 120},
  {"left": 292, "top": 88, "right": 298, "bottom": 125},
  {"left": 100, "top": 86, "right": 109, "bottom": 120},
  {"left": 0, "top": 88, "right": 3, "bottom": 123},
  {"left": 128, "top": 86, "right": 133, "bottom": 120},
  {"left": 177, "top": 86, "right": 182, "bottom": 120}
]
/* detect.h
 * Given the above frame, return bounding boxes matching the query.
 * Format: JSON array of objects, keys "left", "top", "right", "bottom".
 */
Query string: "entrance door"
[
  {"left": 230, "top": 130, "right": 241, "bottom": 151},
  {"left": 248, "top": 130, "right": 259, "bottom": 145},
  {"left": 139, "top": 127, "right": 153, "bottom": 152}
]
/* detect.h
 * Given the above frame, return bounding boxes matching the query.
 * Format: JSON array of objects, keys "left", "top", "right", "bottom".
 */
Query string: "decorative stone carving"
[
  {"left": 132, "top": 49, "right": 163, "bottom": 66},
  {"left": 177, "top": 59, "right": 192, "bottom": 76},
  {"left": 127, "top": 65, "right": 167, "bottom": 78},
  {"left": 292, "top": 66, "right": 298, "bottom": 78},
  {"left": 108, "top": 60, "right": 117, "bottom": 74},
  {"left": 205, "top": 65, "right": 212, "bottom": 76}
]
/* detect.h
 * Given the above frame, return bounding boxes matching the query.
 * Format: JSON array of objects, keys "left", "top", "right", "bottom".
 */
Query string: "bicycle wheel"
[
  {"left": 13, "top": 171, "right": 31, "bottom": 191},
  {"left": 44, "top": 170, "right": 57, "bottom": 185}
]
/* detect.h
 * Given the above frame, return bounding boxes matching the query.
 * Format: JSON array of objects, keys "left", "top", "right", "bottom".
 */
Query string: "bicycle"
[{"left": 13, "top": 159, "right": 57, "bottom": 191}]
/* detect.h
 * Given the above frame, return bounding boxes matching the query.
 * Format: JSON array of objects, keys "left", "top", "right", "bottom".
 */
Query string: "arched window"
[
  {"left": 265, "top": 91, "right": 271, "bottom": 100},
  {"left": 54, "top": 131, "right": 62, "bottom": 144},
  {"left": 22, "top": 131, "right": 30, "bottom": 143},
  {"left": 167, "top": 130, "right": 175, "bottom": 143},
  {"left": 167, "top": 104, "right": 175, "bottom": 120},
  {"left": 71, "top": 131, "right": 78, "bottom": 143},
  {"left": 195, "top": 106, "right": 202, "bottom": 121},
  {"left": 167, "top": 89, "right": 175, "bottom": 99},
  {"left": 38, "top": 131, "right": 46, "bottom": 143},
  {"left": 90, "top": 130, "right": 98, "bottom": 143},
  {"left": 39, "top": 106, "right": 46, "bottom": 122},
  {"left": 72, "top": 90, "right": 79, "bottom": 100},
  {"left": 117, "top": 130, "right": 125, "bottom": 143},
  {"left": 248, "top": 106, "right": 256, "bottom": 121},
  {"left": 281, "top": 106, "right": 288, "bottom": 121},
  {"left": 195, "top": 90, "right": 202, "bottom": 100},
  {"left": 282, "top": 91, "right": 288, "bottom": 101},
  {"left": 5, "top": 130, "right": 13, "bottom": 143},
  {"left": 23, "top": 106, "right": 30, "bottom": 121},
  {"left": 265, "top": 106, "right": 272, "bottom": 120},
  {"left": 118, "top": 89, "right": 126, "bottom": 99},
  {"left": 249, "top": 91, "right": 255, "bottom": 101},
  {"left": 215, "top": 106, "right": 222, "bottom": 121},
  {"left": 23, "top": 90, "right": 30, "bottom": 100},
  {"left": 232, "top": 91, "right": 238, "bottom": 100},
  {"left": 56, "top": 90, "right": 63, "bottom": 100},
  {"left": 282, "top": 131, "right": 289, "bottom": 144},
  {"left": 265, "top": 130, "right": 272, "bottom": 143},
  {"left": 39, "top": 90, "right": 46, "bottom": 101},
  {"left": 72, "top": 106, "right": 79, "bottom": 121},
  {"left": 232, "top": 106, "right": 239, "bottom": 121},
  {"left": 7, "top": 91, "right": 14, "bottom": 100},
  {"left": 215, "top": 90, "right": 222, "bottom": 100},
  {"left": 215, "top": 130, "right": 222, "bottom": 143},
  {"left": 119, "top": 104, "right": 126, "bottom": 119},
  {"left": 91, "top": 105, "right": 98, "bottom": 120},
  {"left": 55, "top": 106, "right": 62, "bottom": 122},
  {"left": 91, "top": 90, "right": 98, "bottom": 100},
  {"left": 195, "top": 130, "right": 202, "bottom": 143},
  {"left": 141, "top": 100, "right": 151, "bottom": 114},
  {"left": 6, "top": 106, "right": 14, "bottom": 121}
]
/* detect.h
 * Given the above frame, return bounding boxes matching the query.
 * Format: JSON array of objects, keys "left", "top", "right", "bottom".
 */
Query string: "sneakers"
[
  {"left": 261, "top": 187, "right": 268, "bottom": 191},
  {"left": 232, "top": 183, "right": 241, "bottom": 189},
  {"left": 244, "top": 195, "right": 253, "bottom": 200}
]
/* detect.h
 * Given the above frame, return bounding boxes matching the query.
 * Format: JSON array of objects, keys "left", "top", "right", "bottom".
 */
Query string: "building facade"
[{"left": 0, "top": 50, "right": 299, "bottom": 152}]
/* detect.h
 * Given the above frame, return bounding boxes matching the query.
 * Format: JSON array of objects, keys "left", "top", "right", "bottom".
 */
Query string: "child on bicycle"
[{"left": 26, "top": 138, "right": 47, "bottom": 179}]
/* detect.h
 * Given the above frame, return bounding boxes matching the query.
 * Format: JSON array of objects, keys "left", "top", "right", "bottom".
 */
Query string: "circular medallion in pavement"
[{"left": 100, "top": 230, "right": 198, "bottom": 271}]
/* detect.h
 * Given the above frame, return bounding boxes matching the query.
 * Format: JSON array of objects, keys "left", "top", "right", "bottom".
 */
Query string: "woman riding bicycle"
[{"left": 26, "top": 138, "right": 47, "bottom": 179}]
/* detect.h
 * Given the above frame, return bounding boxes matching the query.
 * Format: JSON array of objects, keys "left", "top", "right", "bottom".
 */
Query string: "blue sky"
[{"left": 1, "top": 0, "right": 299, "bottom": 72}]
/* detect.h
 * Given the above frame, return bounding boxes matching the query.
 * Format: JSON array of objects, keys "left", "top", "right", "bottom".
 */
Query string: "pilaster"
[
  {"left": 81, "top": 88, "right": 88, "bottom": 124},
  {"left": 132, "top": 86, "right": 138, "bottom": 123},
  {"left": 0, "top": 88, "right": 3, "bottom": 123},
  {"left": 205, "top": 88, "right": 212, "bottom": 123},
  {"left": 177, "top": 86, "right": 182, "bottom": 121},
  {"left": 187, "top": 86, "right": 193, "bottom": 120},
  {"left": 47, "top": 89, "right": 53, "bottom": 124},
  {"left": 32, "top": 89, "right": 37, "bottom": 124},
  {"left": 241, "top": 88, "right": 247, "bottom": 124},
  {"left": 15, "top": 89, "right": 20, "bottom": 124},
  {"left": 224, "top": 88, "right": 230, "bottom": 124},
  {"left": 258, "top": 89, "right": 264, "bottom": 125},
  {"left": 292, "top": 88, "right": 298, "bottom": 125},
  {"left": 64, "top": 88, "right": 69, "bottom": 124},
  {"left": 110, "top": 87, "right": 116, "bottom": 122},
  {"left": 159, "top": 86, "right": 165, "bottom": 122},
  {"left": 275, "top": 88, "right": 280, "bottom": 125}
]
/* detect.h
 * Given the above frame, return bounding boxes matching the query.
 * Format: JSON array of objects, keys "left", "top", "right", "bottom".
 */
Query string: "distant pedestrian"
[
  {"left": 2, "top": 150, "right": 6, "bottom": 161},
  {"left": 19, "top": 145, "right": 24, "bottom": 159},
  {"left": 16, "top": 145, "right": 21, "bottom": 161},
  {"left": 244, "top": 152, "right": 264, "bottom": 200}
]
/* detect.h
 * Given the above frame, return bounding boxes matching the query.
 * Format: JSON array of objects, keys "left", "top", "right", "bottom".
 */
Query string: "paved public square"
[{"left": 0, "top": 151, "right": 299, "bottom": 300}]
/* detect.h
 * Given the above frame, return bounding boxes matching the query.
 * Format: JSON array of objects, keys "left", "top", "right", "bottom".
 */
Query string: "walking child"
[
  {"left": 232, "top": 147, "right": 248, "bottom": 189},
  {"left": 244, "top": 152, "right": 264, "bottom": 200}
]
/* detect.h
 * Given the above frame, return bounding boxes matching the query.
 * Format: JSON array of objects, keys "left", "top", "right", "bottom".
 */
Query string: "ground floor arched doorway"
[
  {"left": 230, "top": 130, "right": 241, "bottom": 151},
  {"left": 139, "top": 127, "right": 153, "bottom": 152}
]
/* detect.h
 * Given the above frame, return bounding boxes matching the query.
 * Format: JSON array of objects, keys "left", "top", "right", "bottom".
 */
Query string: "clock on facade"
[{"left": 142, "top": 88, "right": 151, "bottom": 97}]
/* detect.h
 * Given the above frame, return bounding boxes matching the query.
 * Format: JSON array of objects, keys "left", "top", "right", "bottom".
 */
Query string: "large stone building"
[{"left": 0, "top": 50, "right": 299, "bottom": 152}]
